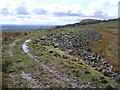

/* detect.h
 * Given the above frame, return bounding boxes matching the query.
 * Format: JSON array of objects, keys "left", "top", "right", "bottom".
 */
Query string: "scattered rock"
[{"left": 39, "top": 29, "right": 119, "bottom": 82}]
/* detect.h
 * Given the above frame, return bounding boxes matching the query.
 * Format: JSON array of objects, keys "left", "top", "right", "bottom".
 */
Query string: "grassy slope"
[
  {"left": 87, "top": 21, "right": 119, "bottom": 71},
  {"left": 2, "top": 20, "right": 120, "bottom": 88}
]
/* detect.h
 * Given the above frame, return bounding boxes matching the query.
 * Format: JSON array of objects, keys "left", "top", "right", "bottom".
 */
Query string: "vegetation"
[{"left": 2, "top": 19, "right": 120, "bottom": 88}]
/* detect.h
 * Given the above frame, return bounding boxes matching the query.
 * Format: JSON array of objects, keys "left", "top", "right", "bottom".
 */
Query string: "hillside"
[
  {"left": 54, "top": 18, "right": 118, "bottom": 29},
  {"left": 2, "top": 19, "right": 120, "bottom": 89}
]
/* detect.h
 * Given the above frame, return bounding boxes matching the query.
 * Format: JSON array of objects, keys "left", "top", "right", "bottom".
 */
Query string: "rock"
[
  {"left": 52, "top": 52, "right": 59, "bottom": 57},
  {"left": 68, "top": 58, "right": 77, "bottom": 62},
  {"left": 60, "top": 55, "right": 69, "bottom": 59},
  {"left": 85, "top": 71, "right": 91, "bottom": 74},
  {"left": 101, "top": 79, "right": 107, "bottom": 84},
  {"left": 98, "top": 76, "right": 104, "bottom": 80},
  {"left": 40, "top": 37, "right": 46, "bottom": 40},
  {"left": 105, "top": 85, "right": 113, "bottom": 90},
  {"left": 67, "top": 50, "right": 74, "bottom": 55},
  {"left": 35, "top": 39, "right": 40, "bottom": 42},
  {"left": 16, "top": 60, "right": 22, "bottom": 62},
  {"left": 78, "top": 62, "right": 83, "bottom": 65},
  {"left": 48, "top": 49, "right": 54, "bottom": 53},
  {"left": 86, "top": 48, "right": 92, "bottom": 52},
  {"left": 54, "top": 43, "right": 59, "bottom": 48},
  {"left": 90, "top": 57, "right": 96, "bottom": 61},
  {"left": 102, "top": 69, "right": 111, "bottom": 77},
  {"left": 61, "top": 48, "right": 66, "bottom": 51},
  {"left": 115, "top": 77, "right": 120, "bottom": 83}
]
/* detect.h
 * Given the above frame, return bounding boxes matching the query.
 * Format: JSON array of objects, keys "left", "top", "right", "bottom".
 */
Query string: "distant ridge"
[{"left": 54, "top": 18, "right": 118, "bottom": 29}]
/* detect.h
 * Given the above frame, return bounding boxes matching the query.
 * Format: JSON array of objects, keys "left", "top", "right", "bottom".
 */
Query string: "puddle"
[{"left": 22, "top": 39, "right": 31, "bottom": 53}]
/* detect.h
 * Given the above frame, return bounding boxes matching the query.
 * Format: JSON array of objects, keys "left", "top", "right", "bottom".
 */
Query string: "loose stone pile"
[{"left": 34, "top": 29, "right": 120, "bottom": 83}]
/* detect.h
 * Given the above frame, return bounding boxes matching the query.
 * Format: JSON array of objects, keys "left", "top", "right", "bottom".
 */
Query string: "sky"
[{"left": 0, "top": 0, "right": 119, "bottom": 25}]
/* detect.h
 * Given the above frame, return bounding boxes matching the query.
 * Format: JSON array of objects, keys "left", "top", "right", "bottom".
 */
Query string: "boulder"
[
  {"left": 48, "top": 49, "right": 54, "bottom": 53},
  {"left": 102, "top": 69, "right": 111, "bottom": 77},
  {"left": 54, "top": 43, "right": 59, "bottom": 48},
  {"left": 60, "top": 54, "right": 69, "bottom": 59}
]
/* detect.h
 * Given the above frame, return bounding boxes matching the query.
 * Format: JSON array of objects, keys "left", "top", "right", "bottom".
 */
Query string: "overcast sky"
[{"left": 0, "top": 0, "right": 119, "bottom": 25}]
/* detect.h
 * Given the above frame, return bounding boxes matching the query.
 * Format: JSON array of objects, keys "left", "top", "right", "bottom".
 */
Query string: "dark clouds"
[
  {"left": 33, "top": 8, "right": 48, "bottom": 14},
  {"left": 53, "top": 10, "right": 83, "bottom": 17}
]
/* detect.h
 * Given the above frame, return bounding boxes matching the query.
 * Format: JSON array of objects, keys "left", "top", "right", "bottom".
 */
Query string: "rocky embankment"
[{"left": 34, "top": 29, "right": 120, "bottom": 83}]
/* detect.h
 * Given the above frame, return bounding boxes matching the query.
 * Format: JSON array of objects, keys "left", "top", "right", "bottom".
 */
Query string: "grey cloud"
[
  {"left": 33, "top": 8, "right": 48, "bottom": 14},
  {"left": 16, "top": 4, "right": 29, "bottom": 15},
  {"left": 0, "top": 8, "right": 9, "bottom": 15},
  {"left": 18, "top": 16, "right": 31, "bottom": 19},
  {"left": 53, "top": 10, "right": 83, "bottom": 17},
  {"left": 90, "top": 10, "right": 110, "bottom": 19}
]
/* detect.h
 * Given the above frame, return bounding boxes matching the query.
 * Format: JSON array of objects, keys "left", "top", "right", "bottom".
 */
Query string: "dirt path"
[{"left": 22, "top": 38, "right": 93, "bottom": 88}]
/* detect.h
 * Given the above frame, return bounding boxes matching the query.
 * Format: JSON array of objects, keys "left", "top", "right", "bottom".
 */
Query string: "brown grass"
[
  {"left": 91, "top": 28, "right": 119, "bottom": 71},
  {"left": 103, "top": 28, "right": 118, "bottom": 34},
  {"left": 2, "top": 32, "right": 26, "bottom": 44},
  {"left": 2, "top": 77, "right": 8, "bottom": 88}
]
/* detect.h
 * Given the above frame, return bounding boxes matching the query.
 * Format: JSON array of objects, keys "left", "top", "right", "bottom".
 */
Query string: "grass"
[
  {"left": 2, "top": 20, "right": 120, "bottom": 88},
  {"left": 85, "top": 25, "right": 119, "bottom": 71},
  {"left": 29, "top": 35, "right": 119, "bottom": 87},
  {"left": 90, "top": 21, "right": 118, "bottom": 28}
]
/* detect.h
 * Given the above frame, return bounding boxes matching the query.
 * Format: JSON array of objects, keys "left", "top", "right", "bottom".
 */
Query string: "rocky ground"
[{"left": 33, "top": 29, "right": 120, "bottom": 83}]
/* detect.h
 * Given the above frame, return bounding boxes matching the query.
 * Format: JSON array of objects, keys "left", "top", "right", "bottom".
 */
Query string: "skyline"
[{"left": 0, "top": 0, "right": 119, "bottom": 25}]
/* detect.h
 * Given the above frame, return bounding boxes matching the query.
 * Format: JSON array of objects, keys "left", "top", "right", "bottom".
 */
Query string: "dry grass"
[
  {"left": 91, "top": 28, "right": 119, "bottom": 71},
  {"left": 2, "top": 32, "right": 26, "bottom": 44},
  {"left": 103, "top": 28, "right": 118, "bottom": 34},
  {"left": 2, "top": 77, "right": 8, "bottom": 88}
]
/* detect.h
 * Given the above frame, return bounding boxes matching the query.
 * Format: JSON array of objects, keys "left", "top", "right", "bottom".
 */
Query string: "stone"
[
  {"left": 105, "top": 85, "right": 113, "bottom": 90},
  {"left": 54, "top": 43, "right": 59, "bottom": 48},
  {"left": 85, "top": 71, "right": 91, "bottom": 74},
  {"left": 40, "top": 37, "right": 46, "bottom": 40},
  {"left": 48, "top": 49, "right": 54, "bottom": 53},
  {"left": 68, "top": 50, "right": 73, "bottom": 55},
  {"left": 78, "top": 63, "right": 83, "bottom": 65},
  {"left": 60, "top": 55, "right": 68, "bottom": 59},
  {"left": 101, "top": 79, "right": 107, "bottom": 84},
  {"left": 102, "top": 69, "right": 111, "bottom": 77},
  {"left": 98, "top": 76, "right": 104, "bottom": 80},
  {"left": 115, "top": 77, "right": 120, "bottom": 83},
  {"left": 52, "top": 52, "right": 59, "bottom": 57},
  {"left": 97, "top": 67, "right": 103, "bottom": 72},
  {"left": 68, "top": 58, "right": 77, "bottom": 62}
]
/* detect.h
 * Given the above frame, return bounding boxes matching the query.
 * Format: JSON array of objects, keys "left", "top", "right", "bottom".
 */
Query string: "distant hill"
[
  {"left": 54, "top": 18, "right": 118, "bottom": 29},
  {"left": 80, "top": 19, "right": 100, "bottom": 23},
  {"left": 1, "top": 25, "right": 55, "bottom": 32}
]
